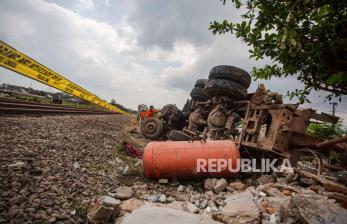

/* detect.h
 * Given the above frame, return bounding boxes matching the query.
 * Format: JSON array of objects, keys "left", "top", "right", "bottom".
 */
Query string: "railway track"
[{"left": 0, "top": 98, "right": 119, "bottom": 115}]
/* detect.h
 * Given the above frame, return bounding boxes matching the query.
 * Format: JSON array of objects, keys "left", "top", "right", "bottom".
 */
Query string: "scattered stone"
[
  {"left": 88, "top": 196, "right": 121, "bottom": 224},
  {"left": 282, "top": 189, "right": 292, "bottom": 196},
  {"left": 115, "top": 187, "right": 133, "bottom": 200},
  {"left": 213, "top": 191, "right": 260, "bottom": 224},
  {"left": 213, "top": 178, "right": 227, "bottom": 194},
  {"left": 182, "top": 202, "right": 199, "bottom": 214},
  {"left": 30, "top": 167, "right": 43, "bottom": 175},
  {"left": 257, "top": 174, "right": 275, "bottom": 185},
  {"left": 276, "top": 177, "right": 288, "bottom": 185},
  {"left": 122, "top": 165, "right": 129, "bottom": 176},
  {"left": 169, "top": 192, "right": 187, "bottom": 201},
  {"left": 47, "top": 216, "right": 56, "bottom": 223},
  {"left": 177, "top": 185, "right": 185, "bottom": 192},
  {"left": 147, "top": 195, "right": 160, "bottom": 203},
  {"left": 159, "top": 195, "right": 167, "bottom": 203},
  {"left": 0, "top": 115, "right": 133, "bottom": 224},
  {"left": 265, "top": 187, "right": 285, "bottom": 197},
  {"left": 228, "top": 181, "right": 246, "bottom": 191},
  {"left": 204, "top": 178, "right": 217, "bottom": 191},
  {"left": 258, "top": 191, "right": 267, "bottom": 198},
  {"left": 121, "top": 198, "right": 145, "bottom": 213},
  {"left": 8, "top": 161, "right": 25, "bottom": 168},
  {"left": 295, "top": 194, "right": 347, "bottom": 224},
  {"left": 166, "top": 196, "right": 175, "bottom": 203},
  {"left": 158, "top": 179, "right": 168, "bottom": 184},
  {"left": 260, "top": 196, "right": 290, "bottom": 220},
  {"left": 73, "top": 162, "right": 80, "bottom": 170},
  {"left": 200, "top": 199, "right": 208, "bottom": 209}
]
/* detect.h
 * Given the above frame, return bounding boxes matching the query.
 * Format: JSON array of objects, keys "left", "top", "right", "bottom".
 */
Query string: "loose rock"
[
  {"left": 213, "top": 191, "right": 260, "bottom": 224},
  {"left": 115, "top": 187, "right": 133, "bottom": 200}
]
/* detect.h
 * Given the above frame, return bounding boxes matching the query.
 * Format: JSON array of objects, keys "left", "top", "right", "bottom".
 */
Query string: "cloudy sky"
[{"left": 0, "top": 0, "right": 346, "bottom": 124}]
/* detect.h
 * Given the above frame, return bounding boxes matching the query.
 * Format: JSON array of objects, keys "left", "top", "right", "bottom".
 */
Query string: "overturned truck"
[{"left": 141, "top": 65, "right": 346, "bottom": 180}]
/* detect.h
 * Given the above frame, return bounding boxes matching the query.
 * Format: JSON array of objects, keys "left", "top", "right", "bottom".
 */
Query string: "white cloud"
[
  {"left": 74, "top": 0, "right": 95, "bottom": 11},
  {"left": 0, "top": 0, "right": 345, "bottom": 126}
]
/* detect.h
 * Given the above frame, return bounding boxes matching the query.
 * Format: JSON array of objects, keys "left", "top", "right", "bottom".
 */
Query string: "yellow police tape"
[{"left": 0, "top": 40, "right": 127, "bottom": 114}]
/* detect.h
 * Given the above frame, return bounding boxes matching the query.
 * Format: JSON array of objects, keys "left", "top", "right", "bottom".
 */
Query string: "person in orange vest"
[{"left": 145, "top": 105, "right": 159, "bottom": 118}]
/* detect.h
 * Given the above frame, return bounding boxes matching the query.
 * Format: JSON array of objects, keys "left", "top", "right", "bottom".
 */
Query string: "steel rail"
[{"left": 0, "top": 100, "right": 119, "bottom": 116}]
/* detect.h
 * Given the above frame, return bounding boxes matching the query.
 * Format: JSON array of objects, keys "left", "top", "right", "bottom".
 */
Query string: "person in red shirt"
[{"left": 145, "top": 105, "right": 159, "bottom": 118}]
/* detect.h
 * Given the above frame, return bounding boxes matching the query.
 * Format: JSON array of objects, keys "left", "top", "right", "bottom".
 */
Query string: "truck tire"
[
  {"left": 141, "top": 118, "right": 164, "bottom": 140},
  {"left": 209, "top": 65, "right": 251, "bottom": 88},
  {"left": 168, "top": 130, "right": 192, "bottom": 141},
  {"left": 190, "top": 87, "right": 209, "bottom": 101},
  {"left": 161, "top": 104, "right": 180, "bottom": 120},
  {"left": 204, "top": 79, "right": 247, "bottom": 100},
  {"left": 194, "top": 79, "right": 208, "bottom": 88}
]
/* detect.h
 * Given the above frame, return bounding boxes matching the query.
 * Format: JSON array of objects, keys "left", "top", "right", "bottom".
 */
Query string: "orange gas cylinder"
[{"left": 143, "top": 140, "right": 240, "bottom": 179}]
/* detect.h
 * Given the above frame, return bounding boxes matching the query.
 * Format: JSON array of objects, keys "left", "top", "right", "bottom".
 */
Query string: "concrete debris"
[
  {"left": 87, "top": 196, "right": 121, "bottom": 224},
  {"left": 213, "top": 178, "right": 228, "bottom": 194},
  {"left": 120, "top": 198, "right": 146, "bottom": 213},
  {"left": 213, "top": 191, "right": 260, "bottom": 224},
  {"left": 183, "top": 202, "right": 199, "bottom": 214},
  {"left": 159, "top": 194, "right": 167, "bottom": 203},
  {"left": 204, "top": 178, "right": 228, "bottom": 194},
  {"left": 120, "top": 206, "right": 221, "bottom": 224},
  {"left": 204, "top": 178, "right": 217, "bottom": 191},
  {"left": 295, "top": 194, "right": 347, "bottom": 224},
  {"left": 259, "top": 196, "right": 290, "bottom": 222}
]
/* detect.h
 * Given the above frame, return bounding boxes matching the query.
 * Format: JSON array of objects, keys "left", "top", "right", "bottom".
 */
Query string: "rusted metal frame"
[
  {"left": 289, "top": 131, "right": 347, "bottom": 152},
  {"left": 300, "top": 148, "right": 323, "bottom": 175},
  {"left": 238, "top": 100, "right": 250, "bottom": 149},
  {"left": 316, "top": 135, "right": 347, "bottom": 149}
]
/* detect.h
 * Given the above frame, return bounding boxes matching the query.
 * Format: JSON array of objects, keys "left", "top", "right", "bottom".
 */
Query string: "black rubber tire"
[
  {"left": 209, "top": 65, "right": 251, "bottom": 88},
  {"left": 190, "top": 87, "right": 209, "bottom": 101},
  {"left": 161, "top": 104, "right": 180, "bottom": 120},
  {"left": 194, "top": 79, "right": 208, "bottom": 88},
  {"left": 141, "top": 118, "right": 164, "bottom": 140},
  {"left": 168, "top": 130, "right": 192, "bottom": 141},
  {"left": 204, "top": 79, "right": 247, "bottom": 100}
]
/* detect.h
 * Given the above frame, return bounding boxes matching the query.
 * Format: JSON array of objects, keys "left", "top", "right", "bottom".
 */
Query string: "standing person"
[{"left": 145, "top": 105, "right": 159, "bottom": 118}]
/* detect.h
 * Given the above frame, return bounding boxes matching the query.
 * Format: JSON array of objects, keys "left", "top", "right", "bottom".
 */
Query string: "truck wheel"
[
  {"left": 209, "top": 65, "right": 251, "bottom": 88},
  {"left": 141, "top": 118, "right": 164, "bottom": 140},
  {"left": 204, "top": 79, "right": 247, "bottom": 100},
  {"left": 190, "top": 87, "right": 208, "bottom": 101},
  {"left": 194, "top": 79, "right": 208, "bottom": 88},
  {"left": 161, "top": 104, "right": 180, "bottom": 120},
  {"left": 168, "top": 130, "right": 192, "bottom": 141}
]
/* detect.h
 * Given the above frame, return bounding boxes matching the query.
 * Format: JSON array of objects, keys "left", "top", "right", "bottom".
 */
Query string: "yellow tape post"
[{"left": 0, "top": 40, "right": 127, "bottom": 114}]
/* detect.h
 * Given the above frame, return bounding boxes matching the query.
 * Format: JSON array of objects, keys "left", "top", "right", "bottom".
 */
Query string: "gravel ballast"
[{"left": 0, "top": 114, "right": 131, "bottom": 223}]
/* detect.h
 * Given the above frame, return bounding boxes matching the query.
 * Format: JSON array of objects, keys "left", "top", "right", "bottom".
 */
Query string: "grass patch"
[{"left": 72, "top": 202, "right": 88, "bottom": 221}]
